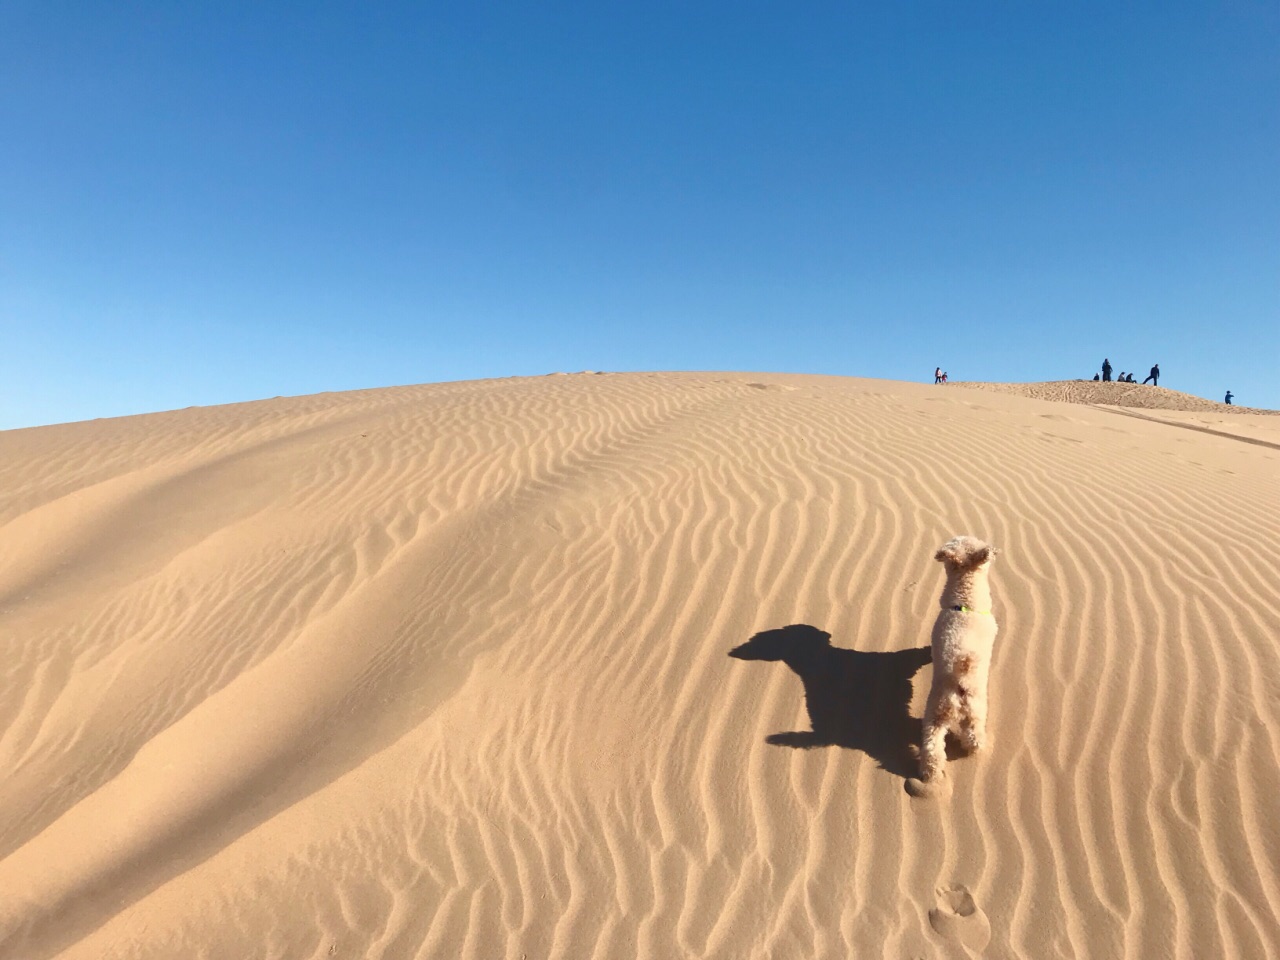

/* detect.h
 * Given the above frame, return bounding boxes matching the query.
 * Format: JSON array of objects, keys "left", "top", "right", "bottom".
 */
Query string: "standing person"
[
  {"left": 935, "top": 367, "right": 943, "bottom": 384},
  {"left": 1225, "top": 391, "right": 1234, "bottom": 405},
  {"left": 1101, "top": 358, "right": 1112, "bottom": 382},
  {"left": 1142, "top": 364, "right": 1160, "bottom": 386}
]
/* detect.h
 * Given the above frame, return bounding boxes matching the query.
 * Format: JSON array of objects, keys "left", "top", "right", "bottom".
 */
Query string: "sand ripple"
[{"left": 1, "top": 372, "right": 1278, "bottom": 959}]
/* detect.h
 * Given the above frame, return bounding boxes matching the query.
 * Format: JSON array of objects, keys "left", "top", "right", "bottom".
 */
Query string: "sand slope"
[
  {"left": 1, "top": 372, "right": 1278, "bottom": 959},
  {"left": 955, "top": 378, "right": 1276, "bottom": 415}
]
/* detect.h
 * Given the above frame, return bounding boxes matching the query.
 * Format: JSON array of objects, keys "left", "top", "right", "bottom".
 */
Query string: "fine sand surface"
[{"left": 1, "top": 372, "right": 1278, "bottom": 959}]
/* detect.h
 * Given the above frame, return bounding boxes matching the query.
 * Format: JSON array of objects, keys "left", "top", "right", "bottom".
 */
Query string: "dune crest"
[
  {"left": 957, "top": 377, "right": 1278, "bottom": 415},
  {"left": 2, "top": 372, "right": 1279, "bottom": 959}
]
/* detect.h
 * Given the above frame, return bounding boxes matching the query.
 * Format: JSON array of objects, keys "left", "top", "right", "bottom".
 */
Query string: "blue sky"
[{"left": 2, "top": 2, "right": 1277, "bottom": 429}]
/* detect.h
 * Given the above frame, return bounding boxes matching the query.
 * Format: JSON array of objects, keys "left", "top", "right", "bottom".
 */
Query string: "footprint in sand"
[
  {"left": 928, "top": 884, "right": 991, "bottom": 952},
  {"left": 905, "top": 775, "right": 951, "bottom": 800}
]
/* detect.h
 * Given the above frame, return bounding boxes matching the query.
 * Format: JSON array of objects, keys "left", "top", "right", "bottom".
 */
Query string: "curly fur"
[{"left": 918, "top": 535, "right": 999, "bottom": 783}]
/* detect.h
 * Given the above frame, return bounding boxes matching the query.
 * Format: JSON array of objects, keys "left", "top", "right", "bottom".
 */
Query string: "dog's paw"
[
  {"left": 956, "top": 723, "right": 989, "bottom": 755},
  {"left": 916, "top": 754, "right": 945, "bottom": 781}
]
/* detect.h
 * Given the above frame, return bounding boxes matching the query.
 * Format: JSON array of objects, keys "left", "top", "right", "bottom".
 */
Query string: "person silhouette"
[
  {"left": 935, "top": 367, "right": 943, "bottom": 384},
  {"left": 1225, "top": 391, "right": 1233, "bottom": 405},
  {"left": 1142, "top": 364, "right": 1160, "bottom": 386},
  {"left": 1101, "top": 358, "right": 1112, "bottom": 382}
]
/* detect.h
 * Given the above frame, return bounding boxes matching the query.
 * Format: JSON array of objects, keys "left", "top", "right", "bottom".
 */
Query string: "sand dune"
[
  {"left": 956, "top": 378, "right": 1274, "bottom": 415},
  {"left": 1, "top": 372, "right": 1278, "bottom": 959}
]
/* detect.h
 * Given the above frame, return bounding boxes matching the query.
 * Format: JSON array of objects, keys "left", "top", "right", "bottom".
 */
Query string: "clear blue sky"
[{"left": 3, "top": 2, "right": 1277, "bottom": 429}]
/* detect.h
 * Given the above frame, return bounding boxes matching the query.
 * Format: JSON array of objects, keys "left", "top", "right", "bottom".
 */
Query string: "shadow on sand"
[{"left": 729, "top": 624, "right": 932, "bottom": 779}]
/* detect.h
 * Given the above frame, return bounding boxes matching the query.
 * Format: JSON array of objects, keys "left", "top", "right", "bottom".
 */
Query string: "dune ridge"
[
  {"left": 1, "top": 372, "right": 1278, "bottom": 959},
  {"left": 955, "top": 378, "right": 1277, "bottom": 415}
]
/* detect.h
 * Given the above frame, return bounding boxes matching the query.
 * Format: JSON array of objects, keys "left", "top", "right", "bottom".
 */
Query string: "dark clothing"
[
  {"left": 1142, "top": 365, "right": 1159, "bottom": 386},
  {"left": 1225, "top": 392, "right": 1233, "bottom": 405},
  {"left": 1101, "top": 359, "right": 1112, "bottom": 382}
]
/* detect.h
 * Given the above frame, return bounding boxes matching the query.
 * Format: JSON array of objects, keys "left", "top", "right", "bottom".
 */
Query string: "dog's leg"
[
  {"left": 919, "top": 690, "right": 951, "bottom": 781},
  {"left": 958, "top": 690, "right": 987, "bottom": 754}
]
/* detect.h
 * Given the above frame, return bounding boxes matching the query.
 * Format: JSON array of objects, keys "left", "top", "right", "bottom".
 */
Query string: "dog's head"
[{"left": 934, "top": 535, "right": 997, "bottom": 572}]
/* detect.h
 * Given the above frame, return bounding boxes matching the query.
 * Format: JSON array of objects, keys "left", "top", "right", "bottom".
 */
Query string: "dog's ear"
[
  {"left": 937, "top": 538, "right": 994, "bottom": 566},
  {"left": 935, "top": 539, "right": 966, "bottom": 563}
]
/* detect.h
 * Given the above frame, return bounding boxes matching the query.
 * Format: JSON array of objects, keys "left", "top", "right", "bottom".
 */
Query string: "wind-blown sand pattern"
[
  {"left": 1, "top": 372, "right": 1278, "bottom": 959},
  {"left": 957, "top": 378, "right": 1279, "bottom": 416}
]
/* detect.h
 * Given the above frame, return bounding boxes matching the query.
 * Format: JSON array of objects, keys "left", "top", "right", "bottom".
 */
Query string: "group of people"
[
  {"left": 1098, "top": 370, "right": 1140, "bottom": 383},
  {"left": 930, "top": 360, "right": 1236, "bottom": 406},
  {"left": 1095, "top": 360, "right": 1235, "bottom": 404},
  {"left": 1096, "top": 359, "right": 1159, "bottom": 386}
]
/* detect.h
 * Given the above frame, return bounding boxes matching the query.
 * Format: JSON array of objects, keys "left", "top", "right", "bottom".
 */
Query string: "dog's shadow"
[{"left": 729, "top": 624, "right": 932, "bottom": 779}]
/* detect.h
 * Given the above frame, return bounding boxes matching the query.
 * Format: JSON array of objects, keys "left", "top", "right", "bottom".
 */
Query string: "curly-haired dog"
[{"left": 915, "top": 535, "right": 999, "bottom": 785}]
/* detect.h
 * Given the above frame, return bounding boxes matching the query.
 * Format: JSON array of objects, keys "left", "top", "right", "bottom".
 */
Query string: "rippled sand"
[{"left": 2, "top": 372, "right": 1278, "bottom": 959}]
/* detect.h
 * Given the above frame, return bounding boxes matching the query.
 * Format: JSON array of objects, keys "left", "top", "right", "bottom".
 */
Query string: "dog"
[{"left": 916, "top": 535, "right": 999, "bottom": 784}]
